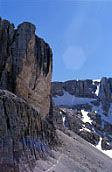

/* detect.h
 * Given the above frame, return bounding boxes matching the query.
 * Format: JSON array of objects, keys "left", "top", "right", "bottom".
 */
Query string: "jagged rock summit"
[
  {"left": 0, "top": 17, "right": 52, "bottom": 116},
  {"left": 0, "top": 17, "right": 56, "bottom": 172}
]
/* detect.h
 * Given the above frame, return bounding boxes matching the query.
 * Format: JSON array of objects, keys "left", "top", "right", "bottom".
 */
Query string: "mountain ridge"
[
  {"left": 0, "top": 17, "right": 112, "bottom": 172},
  {"left": 52, "top": 77, "right": 112, "bottom": 158}
]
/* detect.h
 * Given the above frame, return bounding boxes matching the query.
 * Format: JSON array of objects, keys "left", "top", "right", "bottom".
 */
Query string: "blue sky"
[{"left": 1, "top": 0, "right": 112, "bottom": 81}]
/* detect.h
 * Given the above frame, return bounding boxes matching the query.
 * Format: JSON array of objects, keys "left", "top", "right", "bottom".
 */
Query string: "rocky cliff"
[
  {"left": 0, "top": 17, "right": 112, "bottom": 172},
  {"left": 0, "top": 18, "right": 52, "bottom": 117},
  {"left": 0, "top": 90, "right": 57, "bottom": 172},
  {"left": 52, "top": 78, "right": 112, "bottom": 158},
  {"left": 0, "top": 18, "right": 57, "bottom": 172},
  {"left": 52, "top": 79, "right": 98, "bottom": 98}
]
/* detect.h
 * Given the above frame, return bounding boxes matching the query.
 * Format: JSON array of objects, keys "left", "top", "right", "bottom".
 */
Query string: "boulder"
[{"left": 101, "top": 137, "right": 112, "bottom": 150}]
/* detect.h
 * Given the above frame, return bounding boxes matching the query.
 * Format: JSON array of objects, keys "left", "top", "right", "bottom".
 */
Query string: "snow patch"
[
  {"left": 62, "top": 114, "right": 66, "bottom": 126},
  {"left": 93, "top": 79, "right": 101, "bottom": 82},
  {"left": 80, "top": 128, "right": 91, "bottom": 132},
  {"left": 93, "top": 79, "right": 100, "bottom": 96},
  {"left": 81, "top": 110, "right": 92, "bottom": 124},
  {"left": 53, "top": 90, "right": 96, "bottom": 107},
  {"left": 95, "top": 85, "right": 100, "bottom": 96}
]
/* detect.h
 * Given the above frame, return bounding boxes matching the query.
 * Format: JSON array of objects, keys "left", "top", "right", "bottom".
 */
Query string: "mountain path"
[{"left": 45, "top": 154, "right": 63, "bottom": 172}]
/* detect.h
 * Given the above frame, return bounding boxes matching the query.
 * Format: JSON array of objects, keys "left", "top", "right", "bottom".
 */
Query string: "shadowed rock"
[{"left": 0, "top": 90, "right": 57, "bottom": 172}]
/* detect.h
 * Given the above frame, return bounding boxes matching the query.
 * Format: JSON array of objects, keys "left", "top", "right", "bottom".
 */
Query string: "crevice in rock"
[
  {"left": 3, "top": 98, "right": 11, "bottom": 130},
  {"left": 6, "top": 116, "right": 10, "bottom": 129}
]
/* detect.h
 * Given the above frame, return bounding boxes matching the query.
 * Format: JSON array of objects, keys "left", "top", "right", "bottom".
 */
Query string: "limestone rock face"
[
  {"left": 0, "top": 18, "right": 56, "bottom": 172},
  {"left": 52, "top": 79, "right": 97, "bottom": 98},
  {"left": 0, "top": 90, "right": 57, "bottom": 172},
  {"left": 99, "top": 77, "right": 112, "bottom": 114},
  {"left": 52, "top": 78, "right": 112, "bottom": 157},
  {"left": 52, "top": 82, "right": 63, "bottom": 97},
  {"left": 99, "top": 77, "right": 112, "bottom": 103},
  {"left": 0, "top": 18, "right": 52, "bottom": 117}
]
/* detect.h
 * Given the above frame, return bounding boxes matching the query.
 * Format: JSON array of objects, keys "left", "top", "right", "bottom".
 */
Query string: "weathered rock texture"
[
  {"left": 52, "top": 78, "right": 112, "bottom": 154},
  {"left": 0, "top": 90, "right": 57, "bottom": 172},
  {"left": 52, "top": 78, "right": 112, "bottom": 114},
  {"left": 99, "top": 77, "right": 112, "bottom": 103},
  {"left": 99, "top": 77, "right": 112, "bottom": 114},
  {"left": 0, "top": 18, "right": 56, "bottom": 172},
  {"left": 0, "top": 18, "right": 52, "bottom": 117},
  {"left": 52, "top": 80, "right": 98, "bottom": 98}
]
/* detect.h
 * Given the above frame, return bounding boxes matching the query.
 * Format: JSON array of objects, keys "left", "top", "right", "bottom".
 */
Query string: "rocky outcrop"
[
  {"left": 0, "top": 90, "right": 57, "bottom": 172},
  {"left": 101, "top": 137, "right": 112, "bottom": 150},
  {"left": 0, "top": 18, "right": 52, "bottom": 117},
  {"left": 99, "top": 77, "right": 112, "bottom": 114},
  {"left": 52, "top": 82, "right": 63, "bottom": 97},
  {"left": 99, "top": 77, "right": 112, "bottom": 103},
  {"left": 52, "top": 78, "right": 112, "bottom": 115},
  {"left": 54, "top": 107, "right": 100, "bottom": 145},
  {"left": 52, "top": 78, "right": 112, "bottom": 156},
  {"left": 0, "top": 18, "right": 56, "bottom": 172},
  {"left": 52, "top": 79, "right": 98, "bottom": 98}
]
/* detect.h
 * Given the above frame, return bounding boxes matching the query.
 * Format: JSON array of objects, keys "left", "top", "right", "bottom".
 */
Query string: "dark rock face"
[
  {"left": 0, "top": 18, "right": 52, "bottom": 117},
  {"left": 0, "top": 18, "right": 56, "bottom": 172},
  {"left": 99, "top": 77, "right": 112, "bottom": 114},
  {"left": 0, "top": 90, "right": 57, "bottom": 172},
  {"left": 52, "top": 78, "right": 112, "bottom": 154},
  {"left": 52, "top": 79, "right": 98, "bottom": 98},
  {"left": 55, "top": 107, "right": 100, "bottom": 145},
  {"left": 52, "top": 78, "right": 112, "bottom": 115},
  {"left": 63, "top": 80, "right": 97, "bottom": 98},
  {"left": 52, "top": 82, "right": 63, "bottom": 97},
  {"left": 99, "top": 77, "right": 112, "bottom": 103},
  {"left": 101, "top": 137, "right": 112, "bottom": 150}
]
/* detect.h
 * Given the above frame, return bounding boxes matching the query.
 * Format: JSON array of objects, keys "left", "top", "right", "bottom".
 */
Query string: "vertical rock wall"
[
  {"left": 0, "top": 17, "right": 57, "bottom": 172},
  {"left": 0, "top": 18, "right": 52, "bottom": 117}
]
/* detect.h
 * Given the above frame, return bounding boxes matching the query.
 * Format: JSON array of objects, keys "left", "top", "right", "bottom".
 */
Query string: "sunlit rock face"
[
  {"left": 0, "top": 18, "right": 52, "bottom": 117},
  {"left": 0, "top": 18, "right": 57, "bottom": 172}
]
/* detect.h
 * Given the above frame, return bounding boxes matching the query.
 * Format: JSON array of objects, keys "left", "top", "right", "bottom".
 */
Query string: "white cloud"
[{"left": 62, "top": 46, "right": 86, "bottom": 70}]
